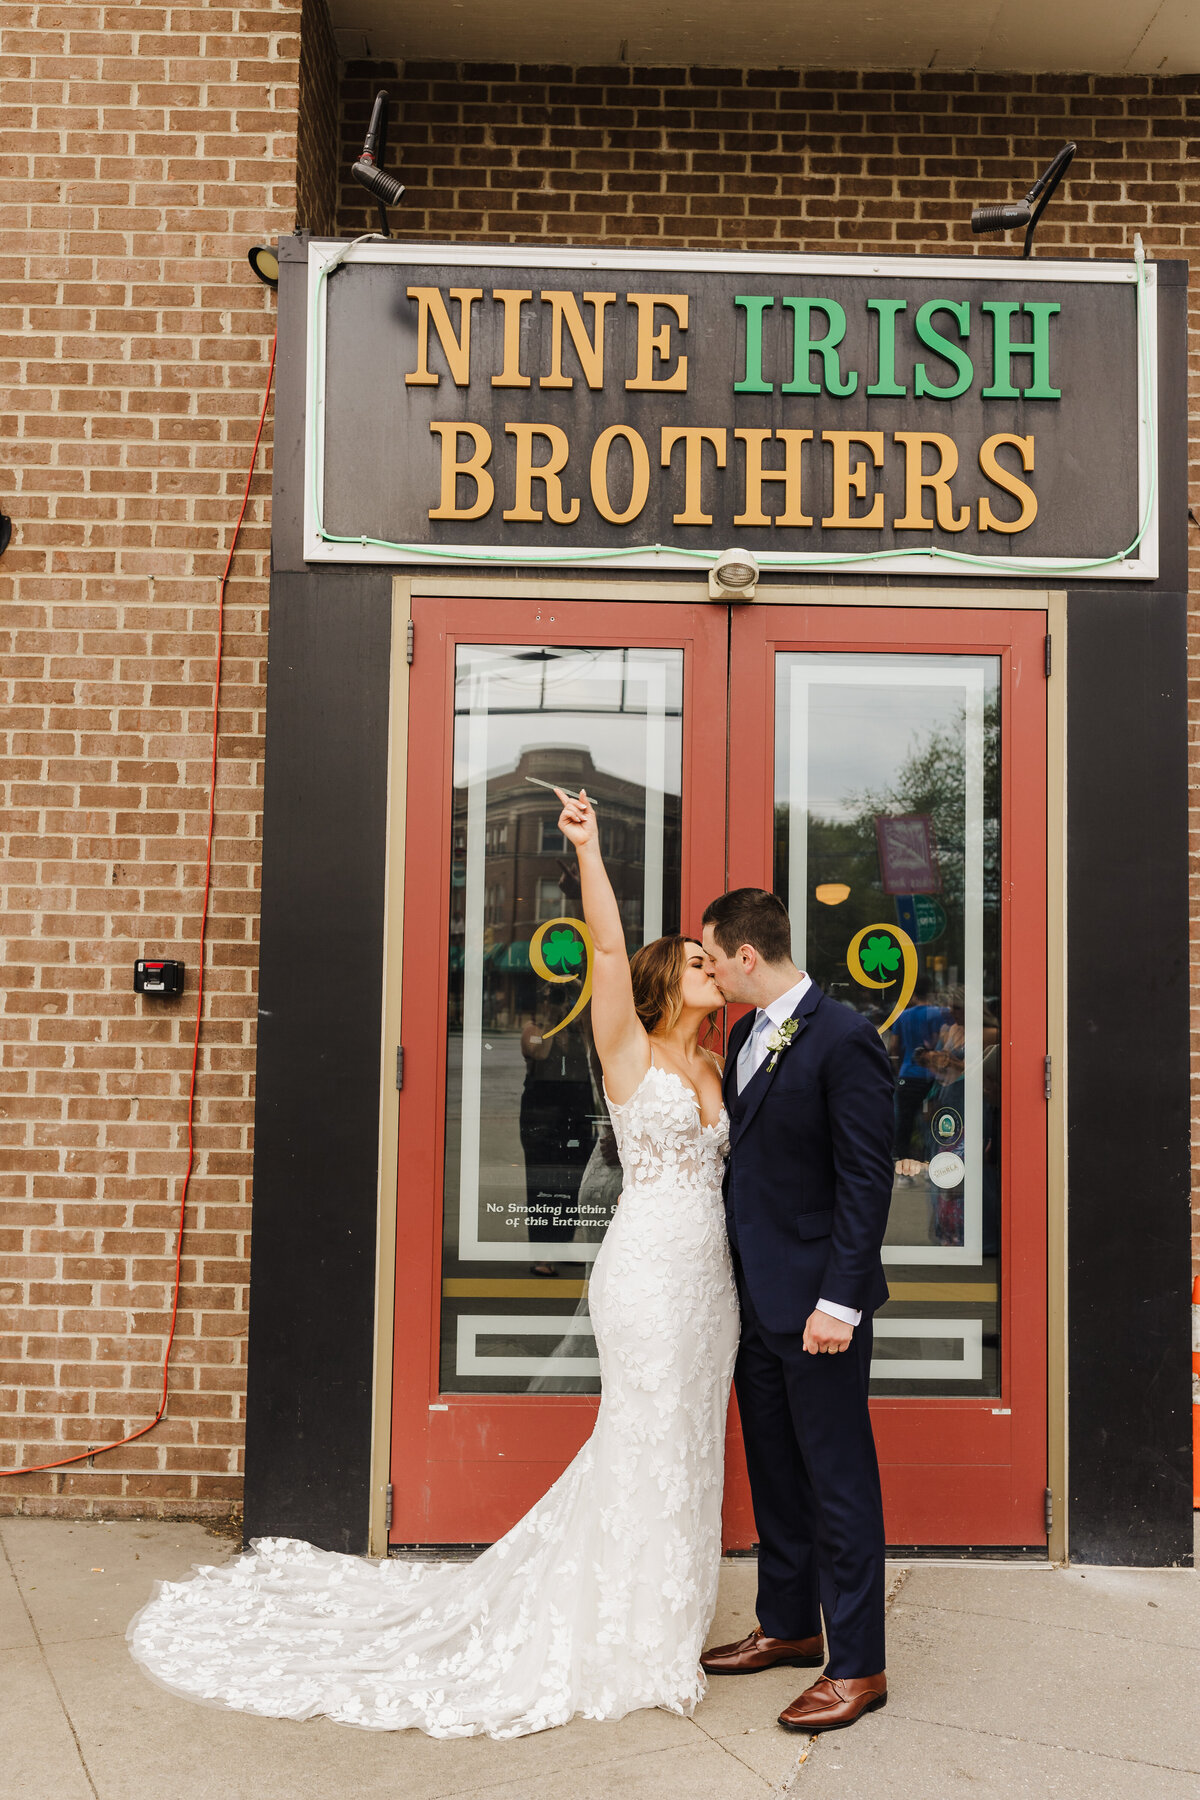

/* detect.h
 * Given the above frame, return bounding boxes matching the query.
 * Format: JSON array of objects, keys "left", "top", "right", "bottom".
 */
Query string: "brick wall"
[
  {"left": 339, "top": 61, "right": 1200, "bottom": 1275},
  {"left": 3, "top": 41, "right": 1197, "bottom": 1524},
  {"left": 0, "top": 1, "right": 304, "bottom": 1518},
  {"left": 296, "top": 0, "right": 338, "bottom": 235}
]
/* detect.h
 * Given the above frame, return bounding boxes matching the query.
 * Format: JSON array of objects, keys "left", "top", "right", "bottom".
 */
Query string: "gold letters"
[
  {"left": 661, "top": 427, "right": 727, "bottom": 525},
  {"left": 541, "top": 292, "right": 615, "bottom": 390},
  {"left": 978, "top": 433, "right": 1037, "bottom": 532},
  {"left": 734, "top": 429, "right": 813, "bottom": 527},
  {"left": 428, "top": 422, "right": 494, "bottom": 519},
  {"left": 626, "top": 295, "right": 689, "bottom": 391},
  {"left": 590, "top": 425, "right": 651, "bottom": 525},
  {"left": 893, "top": 431, "right": 970, "bottom": 532},
  {"left": 823, "top": 431, "right": 885, "bottom": 529},
  {"left": 491, "top": 289, "right": 532, "bottom": 388},
  {"left": 426, "top": 422, "right": 1038, "bottom": 534},
  {"left": 503, "top": 424, "right": 580, "bottom": 523},
  {"left": 405, "top": 288, "right": 481, "bottom": 387}
]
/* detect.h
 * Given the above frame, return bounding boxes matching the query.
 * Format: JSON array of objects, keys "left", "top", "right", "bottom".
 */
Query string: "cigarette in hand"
[{"left": 525, "top": 775, "right": 580, "bottom": 798}]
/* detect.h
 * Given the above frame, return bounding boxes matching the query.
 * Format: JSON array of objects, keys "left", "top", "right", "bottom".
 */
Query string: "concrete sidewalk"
[{"left": 1, "top": 1517, "right": 1196, "bottom": 1800}]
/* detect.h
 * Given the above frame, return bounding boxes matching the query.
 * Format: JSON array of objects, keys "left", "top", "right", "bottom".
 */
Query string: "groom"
[{"left": 699, "top": 888, "right": 895, "bottom": 1733}]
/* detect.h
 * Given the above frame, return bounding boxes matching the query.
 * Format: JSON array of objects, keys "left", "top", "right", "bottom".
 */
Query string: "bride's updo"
[{"left": 630, "top": 934, "right": 712, "bottom": 1037}]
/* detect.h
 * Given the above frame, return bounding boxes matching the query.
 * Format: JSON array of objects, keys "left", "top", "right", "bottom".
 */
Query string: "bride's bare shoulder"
[{"left": 703, "top": 1047, "right": 725, "bottom": 1074}]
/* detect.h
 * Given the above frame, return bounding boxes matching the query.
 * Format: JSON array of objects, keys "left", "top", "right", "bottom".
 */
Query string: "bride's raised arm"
[{"left": 554, "top": 787, "right": 648, "bottom": 1101}]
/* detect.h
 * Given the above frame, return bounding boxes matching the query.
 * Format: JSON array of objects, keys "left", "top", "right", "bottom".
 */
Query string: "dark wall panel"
[
  {"left": 1066, "top": 588, "right": 1192, "bottom": 1564},
  {"left": 243, "top": 568, "right": 393, "bottom": 1551}
]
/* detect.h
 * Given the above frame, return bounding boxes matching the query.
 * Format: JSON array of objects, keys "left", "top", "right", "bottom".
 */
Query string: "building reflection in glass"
[
  {"left": 439, "top": 645, "right": 682, "bottom": 1394},
  {"left": 774, "top": 654, "right": 1002, "bottom": 1397}
]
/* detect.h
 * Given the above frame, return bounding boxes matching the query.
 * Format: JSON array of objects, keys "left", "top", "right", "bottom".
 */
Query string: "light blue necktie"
[{"left": 740, "top": 1011, "right": 774, "bottom": 1092}]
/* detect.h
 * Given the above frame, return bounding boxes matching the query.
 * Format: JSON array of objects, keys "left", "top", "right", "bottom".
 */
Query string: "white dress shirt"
[
  {"left": 736, "top": 974, "right": 862, "bottom": 1331},
  {"left": 736, "top": 974, "right": 812, "bottom": 1092}
]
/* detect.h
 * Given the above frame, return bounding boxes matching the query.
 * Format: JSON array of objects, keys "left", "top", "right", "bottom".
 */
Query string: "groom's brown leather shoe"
[
  {"left": 701, "top": 1627, "right": 825, "bottom": 1675},
  {"left": 778, "top": 1672, "right": 887, "bottom": 1731}
]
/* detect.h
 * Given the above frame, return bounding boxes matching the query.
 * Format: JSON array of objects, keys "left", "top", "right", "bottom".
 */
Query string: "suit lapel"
[
  {"left": 729, "top": 984, "right": 823, "bottom": 1147},
  {"left": 723, "top": 1012, "right": 753, "bottom": 1110}
]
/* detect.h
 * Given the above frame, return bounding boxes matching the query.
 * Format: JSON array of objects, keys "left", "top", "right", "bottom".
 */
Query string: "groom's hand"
[{"left": 802, "top": 1308, "right": 854, "bottom": 1355}]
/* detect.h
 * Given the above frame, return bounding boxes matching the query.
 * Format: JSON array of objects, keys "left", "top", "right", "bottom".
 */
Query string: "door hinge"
[
  {"left": 385, "top": 1483, "right": 394, "bottom": 1530},
  {"left": 395, "top": 1045, "right": 405, "bottom": 1091},
  {"left": 1043, "top": 1053, "right": 1052, "bottom": 1100},
  {"left": 406, "top": 618, "right": 414, "bottom": 664},
  {"left": 1044, "top": 1486, "right": 1053, "bottom": 1534},
  {"left": 1044, "top": 633, "right": 1052, "bottom": 677}
]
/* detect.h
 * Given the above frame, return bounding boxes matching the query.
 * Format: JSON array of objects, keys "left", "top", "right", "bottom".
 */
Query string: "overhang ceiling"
[{"left": 327, "top": 0, "right": 1200, "bottom": 75}]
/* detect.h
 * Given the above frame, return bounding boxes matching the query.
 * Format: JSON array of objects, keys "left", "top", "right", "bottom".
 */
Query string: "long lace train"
[{"left": 128, "top": 1063, "right": 739, "bottom": 1737}]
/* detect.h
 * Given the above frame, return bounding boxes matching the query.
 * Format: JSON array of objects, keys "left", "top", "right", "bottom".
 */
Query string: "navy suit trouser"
[{"left": 732, "top": 1250, "right": 887, "bottom": 1677}]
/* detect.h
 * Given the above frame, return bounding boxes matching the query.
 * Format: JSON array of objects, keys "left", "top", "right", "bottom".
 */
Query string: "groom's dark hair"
[{"left": 702, "top": 888, "right": 792, "bottom": 965}]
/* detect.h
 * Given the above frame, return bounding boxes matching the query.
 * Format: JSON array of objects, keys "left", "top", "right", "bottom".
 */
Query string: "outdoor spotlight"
[
  {"left": 0, "top": 513, "right": 10, "bottom": 557},
  {"left": 352, "top": 90, "right": 405, "bottom": 238},
  {"left": 971, "top": 200, "right": 1033, "bottom": 234},
  {"left": 970, "top": 143, "right": 1076, "bottom": 258},
  {"left": 247, "top": 244, "right": 279, "bottom": 287},
  {"left": 708, "top": 547, "right": 759, "bottom": 600}
]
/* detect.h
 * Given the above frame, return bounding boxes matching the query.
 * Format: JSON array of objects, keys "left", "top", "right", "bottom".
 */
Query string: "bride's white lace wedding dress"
[{"left": 128, "top": 1058, "right": 739, "bottom": 1738}]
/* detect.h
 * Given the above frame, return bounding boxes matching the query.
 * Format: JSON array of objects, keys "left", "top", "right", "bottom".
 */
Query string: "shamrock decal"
[
  {"left": 860, "top": 933, "right": 901, "bottom": 978},
  {"left": 541, "top": 927, "right": 584, "bottom": 971}
]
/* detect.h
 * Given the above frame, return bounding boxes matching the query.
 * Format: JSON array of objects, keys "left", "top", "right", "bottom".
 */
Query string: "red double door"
[{"left": 392, "top": 595, "right": 1048, "bottom": 1550}]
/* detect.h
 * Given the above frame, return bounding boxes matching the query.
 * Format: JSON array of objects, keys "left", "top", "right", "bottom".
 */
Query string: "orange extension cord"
[{"left": 1, "top": 331, "right": 279, "bottom": 1480}]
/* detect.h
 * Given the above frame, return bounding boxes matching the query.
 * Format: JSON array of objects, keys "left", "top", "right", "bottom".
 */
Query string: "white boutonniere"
[{"left": 764, "top": 1015, "right": 800, "bottom": 1072}]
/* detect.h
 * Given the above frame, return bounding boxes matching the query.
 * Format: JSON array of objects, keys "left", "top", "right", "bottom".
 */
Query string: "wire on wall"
[{"left": 0, "top": 332, "right": 279, "bottom": 1482}]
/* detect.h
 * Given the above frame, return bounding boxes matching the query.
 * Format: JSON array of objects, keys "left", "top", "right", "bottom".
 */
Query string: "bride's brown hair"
[{"left": 630, "top": 934, "right": 715, "bottom": 1039}]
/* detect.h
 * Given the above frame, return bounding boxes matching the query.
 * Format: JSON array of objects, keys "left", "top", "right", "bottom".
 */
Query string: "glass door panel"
[
  {"left": 773, "top": 653, "right": 1001, "bottom": 1396},
  {"left": 729, "top": 605, "right": 1047, "bottom": 1548},
  {"left": 441, "top": 643, "right": 683, "bottom": 1395},
  {"left": 391, "top": 596, "right": 729, "bottom": 1545}
]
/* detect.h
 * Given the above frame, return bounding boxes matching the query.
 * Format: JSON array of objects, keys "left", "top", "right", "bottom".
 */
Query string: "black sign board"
[{"left": 305, "top": 245, "right": 1157, "bottom": 580}]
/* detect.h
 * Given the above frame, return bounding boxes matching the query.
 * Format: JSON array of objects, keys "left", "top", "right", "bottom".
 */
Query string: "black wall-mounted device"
[{"left": 134, "top": 959, "right": 185, "bottom": 997}]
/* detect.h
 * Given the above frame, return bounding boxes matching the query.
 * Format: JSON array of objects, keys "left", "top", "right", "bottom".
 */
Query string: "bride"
[{"left": 128, "top": 786, "right": 740, "bottom": 1738}]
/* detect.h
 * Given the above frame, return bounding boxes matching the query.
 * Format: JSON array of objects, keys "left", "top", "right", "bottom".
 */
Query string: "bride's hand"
[{"left": 555, "top": 787, "right": 597, "bottom": 851}]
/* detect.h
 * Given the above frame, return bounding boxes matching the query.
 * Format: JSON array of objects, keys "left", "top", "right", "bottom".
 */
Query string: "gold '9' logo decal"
[
  {"left": 531, "top": 914, "right": 915, "bottom": 1039},
  {"left": 529, "top": 916, "right": 594, "bottom": 1039},
  {"left": 846, "top": 923, "right": 918, "bottom": 1035}
]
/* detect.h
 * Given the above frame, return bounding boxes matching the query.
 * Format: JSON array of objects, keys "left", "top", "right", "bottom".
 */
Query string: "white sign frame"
[{"left": 303, "top": 240, "right": 1159, "bottom": 582}]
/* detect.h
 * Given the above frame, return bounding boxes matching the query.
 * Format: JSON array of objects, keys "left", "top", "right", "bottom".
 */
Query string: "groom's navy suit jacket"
[{"left": 722, "top": 983, "right": 895, "bottom": 1335}]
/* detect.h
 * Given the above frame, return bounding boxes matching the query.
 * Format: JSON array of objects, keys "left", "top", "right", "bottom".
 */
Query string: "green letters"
[
  {"left": 732, "top": 293, "right": 1062, "bottom": 402},
  {"left": 982, "top": 301, "right": 1061, "bottom": 399},
  {"left": 866, "top": 299, "right": 907, "bottom": 397},
  {"left": 914, "top": 300, "right": 973, "bottom": 400},
  {"left": 782, "top": 299, "right": 858, "bottom": 397},
  {"left": 734, "top": 296, "right": 774, "bottom": 393}
]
